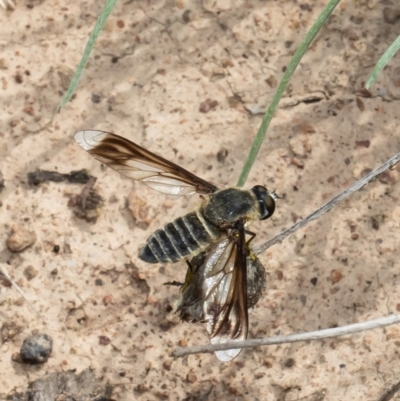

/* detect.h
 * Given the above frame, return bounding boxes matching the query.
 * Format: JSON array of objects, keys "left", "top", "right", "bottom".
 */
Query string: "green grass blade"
[
  {"left": 59, "top": 0, "right": 118, "bottom": 110},
  {"left": 365, "top": 35, "right": 400, "bottom": 90},
  {"left": 236, "top": 0, "right": 342, "bottom": 187}
]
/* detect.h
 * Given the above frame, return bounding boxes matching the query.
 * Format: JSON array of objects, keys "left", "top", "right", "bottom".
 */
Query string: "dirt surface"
[{"left": 1, "top": 1, "right": 400, "bottom": 400}]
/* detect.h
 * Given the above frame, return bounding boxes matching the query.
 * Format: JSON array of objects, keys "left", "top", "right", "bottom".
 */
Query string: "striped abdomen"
[{"left": 139, "top": 211, "right": 221, "bottom": 264}]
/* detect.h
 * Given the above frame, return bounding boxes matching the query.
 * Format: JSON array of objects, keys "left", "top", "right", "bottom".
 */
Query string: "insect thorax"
[{"left": 202, "top": 188, "right": 260, "bottom": 226}]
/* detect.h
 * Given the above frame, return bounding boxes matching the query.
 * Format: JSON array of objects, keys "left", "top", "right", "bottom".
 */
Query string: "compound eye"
[
  {"left": 251, "top": 185, "right": 278, "bottom": 221},
  {"left": 260, "top": 195, "right": 275, "bottom": 220}
]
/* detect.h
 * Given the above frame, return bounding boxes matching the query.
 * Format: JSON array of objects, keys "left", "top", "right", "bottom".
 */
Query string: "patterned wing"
[
  {"left": 177, "top": 225, "right": 248, "bottom": 362},
  {"left": 74, "top": 130, "right": 217, "bottom": 196}
]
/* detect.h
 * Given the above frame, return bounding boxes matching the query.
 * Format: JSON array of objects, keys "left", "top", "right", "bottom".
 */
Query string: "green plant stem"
[
  {"left": 236, "top": 0, "right": 342, "bottom": 187},
  {"left": 365, "top": 35, "right": 400, "bottom": 90},
  {"left": 59, "top": 0, "right": 118, "bottom": 110}
]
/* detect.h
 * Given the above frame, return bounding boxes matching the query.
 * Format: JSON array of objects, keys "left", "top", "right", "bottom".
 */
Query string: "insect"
[{"left": 74, "top": 129, "right": 278, "bottom": 361}]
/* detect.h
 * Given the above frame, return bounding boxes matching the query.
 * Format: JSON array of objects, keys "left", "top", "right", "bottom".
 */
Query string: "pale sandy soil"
[{"left": 1, "top": 1, "right": 400, "bottom": 400}]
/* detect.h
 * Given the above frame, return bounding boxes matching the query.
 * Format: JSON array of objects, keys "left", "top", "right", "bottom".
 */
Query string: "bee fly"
[{"left": 74, "top": 130, "right": 278, "bottom": 361}]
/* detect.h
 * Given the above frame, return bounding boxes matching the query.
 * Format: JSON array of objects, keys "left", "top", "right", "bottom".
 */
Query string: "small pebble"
[
  {"left": 331, "top": 270, "right": 343, "bottom": 284},
  {"left": 91, "top": 93, "right": 101, "bottom": 103},
  {"left": 103, "top": 295, "right": 112, "bottom": 306},
  {"left": 356, "top": 97, "right": 365, "bottom": 111},
  {"left": 19, "top": 333, "right": 53, "bottom": 364},
  {"left": 182, "top": 9, "right": 191, "bottom": 23},
  {"left": 265, "top": 75, "right": 277, "bottom": 88},
  {"left": 135, "top": 384, "right": 148, "bottom": 394},
  {"left": 284, "top": 358, "right": 295, "bottom": 368},
  {"left": 221, "top": 58, "right": 234, "bottom": 68},
  {"left": 264, "top": 360, "right": 273, "bottom": 368},
  {"left": 355, "top": 140, "right": 370, "bottom": 148},
  {"left": 95, "top": 278, "right": 103, "bottom": 286},
  {"left": 199, "top": 98, "right": 218, "bottom": 113},
  {"left": 99, "top": 336, "right": 110, "bottom": 346},
  {"left": 216, "top": 148, "right": 228, "bottom": 163},
  {"left": 163, "top": 359, "right": 172, "bottom": 371},
  {"left": 186, "top": 372, "right": 197, "bottom": 383},
  {"left": 6, "top": 225, "right": 36, "bottom": 253},
  {"left": 23, "top": 265, "right": 38, "bottom": 280}
]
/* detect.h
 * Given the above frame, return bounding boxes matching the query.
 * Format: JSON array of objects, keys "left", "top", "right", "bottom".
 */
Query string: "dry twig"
[
  {"left": 172, "top": 314, "right": 400, "bottom": 358},
  {"left": 255, "top": 150, "right": 400, "bottom": 254}
]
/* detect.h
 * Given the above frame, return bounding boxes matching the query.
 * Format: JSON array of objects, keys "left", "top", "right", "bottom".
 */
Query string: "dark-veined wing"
[
  {"left": 178, "top": 225, "right": 248, "bottom": 361},
  {"left": 74, "top": 130, "right": 217, "bottom": 196}
]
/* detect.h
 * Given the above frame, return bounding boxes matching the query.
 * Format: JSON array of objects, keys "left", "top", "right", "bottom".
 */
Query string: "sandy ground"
[{"left": 1, "top": 0, "right": 400, "bottom": 400}]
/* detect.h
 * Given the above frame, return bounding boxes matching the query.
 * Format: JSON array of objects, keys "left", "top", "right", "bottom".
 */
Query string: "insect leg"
[
  {"left": 164, "top": 259, "right": 195, "bottom": 288},
  {"left": 244, "top": 229, "right": 257, "bottom": 245},
  {"left": 163, "top": 281, "right": 184, "bottom": 287}
]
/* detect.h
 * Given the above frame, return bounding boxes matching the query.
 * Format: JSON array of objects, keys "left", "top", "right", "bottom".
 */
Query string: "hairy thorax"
[{"left": 202, "top": 188, "right": 261, "bottom": 226}]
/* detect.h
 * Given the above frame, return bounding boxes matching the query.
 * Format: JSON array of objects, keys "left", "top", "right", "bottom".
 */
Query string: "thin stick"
[
  {"left": 0, "top": 264, "right": 46, "bottom": 324},
  {"left": 255, "top": 150, "right": 400, "bottom": 255},
  {"left": 171, "top": 314, "right": 400, "bottom": 358},
  {"left": 377, "top": 380, "right": 400, "bottom": 401}
]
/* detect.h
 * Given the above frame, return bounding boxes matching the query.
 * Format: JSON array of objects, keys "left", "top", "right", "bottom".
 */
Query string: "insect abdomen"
[{"left": 139, "top": 211, "right": 220, "bottom": 263}]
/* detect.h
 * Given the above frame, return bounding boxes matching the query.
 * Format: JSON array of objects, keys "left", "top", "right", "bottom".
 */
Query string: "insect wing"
[
  {"left": 74, "top": 130, "right": 217, "bottom": 196},
  {"left": 201, "top": 227, "right": 248, "bottom": 362},
  {"left": 178, "top": 242, "right": 265, "bottom": 320}
]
